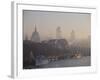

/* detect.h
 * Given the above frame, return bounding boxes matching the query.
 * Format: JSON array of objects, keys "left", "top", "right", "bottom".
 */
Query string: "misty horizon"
[{"left": 23, "top": 10, "right": 91, "bottom": 41}]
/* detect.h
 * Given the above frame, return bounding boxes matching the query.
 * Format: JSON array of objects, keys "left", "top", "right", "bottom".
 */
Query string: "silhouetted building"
[
  {"left": 70, "top": 30, "right": 75, "bottom": 42},
  {"left": 31, "top": 25, "right": 40, "bottom": 42},
  {"left": 47, "top": 39, "right": 69, "bottom": 50},
  {"left": 56, "top": 26, "right": 62, "bottom": 39}
]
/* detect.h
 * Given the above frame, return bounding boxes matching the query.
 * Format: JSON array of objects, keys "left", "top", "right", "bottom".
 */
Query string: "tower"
[
  {"left": 70, "top": 30, "right": 75, "bottom": 42},
  {"left": 31, "top": 24, "right": 40, "bottom": 42},
  {"left": 56, "top": 26, "right": 62, "bottom": 39}
]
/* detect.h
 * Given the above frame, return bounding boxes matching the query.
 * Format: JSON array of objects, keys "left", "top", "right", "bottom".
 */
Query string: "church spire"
[{"left": 35, "top": 24, "right": 37, "bottom": 32}]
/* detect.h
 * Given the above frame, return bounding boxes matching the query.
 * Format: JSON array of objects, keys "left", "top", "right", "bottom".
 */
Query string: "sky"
[{"left": 23, "top": 10, "right": 91, "bottom": 41}]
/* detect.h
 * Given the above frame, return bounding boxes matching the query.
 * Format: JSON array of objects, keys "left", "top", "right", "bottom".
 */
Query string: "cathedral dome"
[{"left": 31, "top": 25, "right": 40, "bottom": 42}]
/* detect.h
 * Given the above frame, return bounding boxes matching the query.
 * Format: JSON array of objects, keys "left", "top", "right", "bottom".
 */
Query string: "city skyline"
[{"left": 23, "top": 10, "right": 91, "bottom": 41}]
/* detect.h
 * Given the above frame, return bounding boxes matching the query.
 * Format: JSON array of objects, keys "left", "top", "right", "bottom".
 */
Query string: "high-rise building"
[
  {"left": 31, "top": 25, "right": 40, "bottom": 42},
  {"left": 56, "top": 26, "right": 62, "bottom": 39}
]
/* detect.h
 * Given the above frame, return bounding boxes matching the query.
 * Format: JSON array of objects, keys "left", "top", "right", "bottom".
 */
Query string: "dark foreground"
[{"left": 24, "top": 56, "right": 90, "bottom": 69}]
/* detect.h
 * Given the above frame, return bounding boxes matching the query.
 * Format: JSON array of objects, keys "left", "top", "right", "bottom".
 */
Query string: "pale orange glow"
[{"left": 23, "top": 10, "right": 91, "bottom": 41}]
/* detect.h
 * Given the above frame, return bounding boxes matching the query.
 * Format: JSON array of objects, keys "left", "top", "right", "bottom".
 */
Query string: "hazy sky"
[{"left": 23, "top": 10, "right": 91, "bottom": 41}]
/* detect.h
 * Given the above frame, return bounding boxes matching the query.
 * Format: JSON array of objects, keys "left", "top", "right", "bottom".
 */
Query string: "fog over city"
[
  {"left": 23, "top": 10, "right": 91, "bottom": 69},
  {"left": 23, "top": 10, "right": 91, "bottom": 41}
]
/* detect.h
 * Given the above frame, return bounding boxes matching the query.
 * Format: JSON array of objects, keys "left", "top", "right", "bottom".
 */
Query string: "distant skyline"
[{"left": 23, "top": 10, "right": 91, "bottom": 41}]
